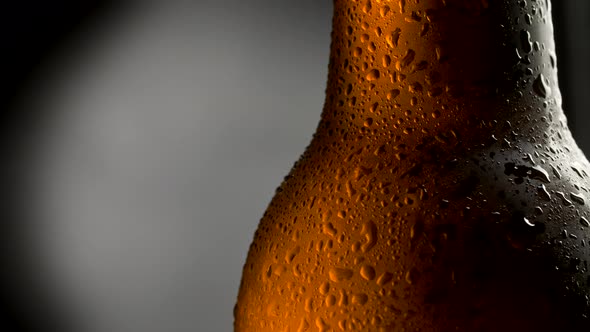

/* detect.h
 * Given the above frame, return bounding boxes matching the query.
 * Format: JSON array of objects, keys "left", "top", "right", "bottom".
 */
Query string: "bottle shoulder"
[{"left": 237, "top": 118, "right": 590, "bottom": 331}]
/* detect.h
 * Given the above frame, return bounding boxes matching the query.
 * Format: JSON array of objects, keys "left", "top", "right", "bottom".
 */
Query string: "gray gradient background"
[{"left": 8, "top": 1, "right": 589, "bottom": 331}]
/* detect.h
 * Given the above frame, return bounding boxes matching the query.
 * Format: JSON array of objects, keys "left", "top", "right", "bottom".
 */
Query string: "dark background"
[{"left": 0, "top": 1, "right": 588, "bottom": 331}]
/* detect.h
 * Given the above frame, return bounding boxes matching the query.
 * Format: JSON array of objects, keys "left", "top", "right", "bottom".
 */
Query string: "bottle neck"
[{"left": 317, "top": 0, "right": 563, "bottom": 146}]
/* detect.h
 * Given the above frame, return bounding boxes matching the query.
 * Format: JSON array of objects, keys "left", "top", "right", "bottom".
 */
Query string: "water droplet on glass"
[
  {"left": 323, "top": 223, "right": 338, "bottom": 236},
  {"left": 533, "top": 73, "right": 551, "bottom": 98},
  {"left": 571, "top": 166, "right": 584, "bottom": 178},
  {"left": 337, "top": 289, "right": 349, "bottom": 306},
  {"left": 286, "top": 246, "right": 301, "bottom": 264},
  {"left": 360, "top": 265, "right": 376, "bottom": 281},
  {"left": 366, "top": 69, "right": 381, "bottom": 81},
  {"left": 360, "top": 221, "right": 378, "bottom": 252},
  {"left": 352, "top": 293, "right": 369, "bottom": 305},
  {"left": 376, "top": 272, "right": 393, "bottom": 286},
  {"left": 382, "top": 54, "right": 391, "bottom": 67},
  {"left": 538, "top": 184, "right": 551, "bottom": 201},
  {"left": 325, "top": 294, "right": 336, "bottom": 307},
  {"left": 305, "top": 298, "right": 314, "bottom": 312},
  {"left": 399, "top": 0, "right": 406, "bottom": 13},
  {"left": 520, "top": 30, "right": 533, "bottom": 53},
  {"left": 570, "top": 192, "right": 585, "bottom": 205},
  {"left": 397, "top": 49, "right": 416, "bottom": 69},
  {"left": 297, "top": 318, "right": 310, "bottom": 332},
  {"left": 551, "top": 165, "right": 561, "bottom": 179},
  {"left": 329, "top": 268, "right": 354, "bottom": 282},
  {"left": 555, "top": 191, "right": 573, "bottom": 206},
  {"left": 315, "top": 317, "right": 330, "bottom": 331},
  {"left": 386, "top": 28, "right": 401, "bottom": 48},
  {"left": 387, "top": 89, "right": 401, "bottom": 100},
  {"left": 530, "top": 165, "right": 551, "bottom": 183}
]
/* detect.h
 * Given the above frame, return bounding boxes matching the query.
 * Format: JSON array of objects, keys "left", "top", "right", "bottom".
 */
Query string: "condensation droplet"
[
  {"left": 571, "top": 193, "right": 585, "bottom": 205},
  {"left": 396, "top": 49, "right": 416, "bottom": 69},
  {"left": 533, "top": 73, "right": 551, "bottom": 98},
  {"left": 551, "top": 165, "right": 562, "bottom": 179},
  {"left": 571, "top": 166, "right": 584, "bottom": 178},
  {"left": 315, "top": 317, "right": 330, "bottom": 331},
  {"left": 530, "top": 165, "right": 551, "bottom": 183},
  {"left": 352, "top": 293, "right": 369, "bottom": 305},
  {"left": 325, "top": 294, "right": 336, "bottom": 307},
  {"left": 338, "top": 289, "right": 349, "bottom": 307},
  {"left": 298, "top": 318, "right": 310, "bottom": 332},
  {"left": 361, "top": 221, "right": 378, "bottom": 252},
  {"left": 376, "top": 271, "right": 394, "bottom": 286},
  {"left": 386, "top": 28, "right": 402, "bottom": 48},
  {"left": 387, "top": 89, "right": 401, "bottom": 100},
  {"left": 323, "top": 222, "right": 337, "bottom": 236},
  {"left": 362, "top": 0, "right": 372, "bottom": 13},
  {"left": 399, "top": 0, "right": 406, "bottom": 13},
  {"left": 366, "top": 69, "right": 381, "bottom": 81},
  {"left": 285, "top": 246, "right": 301, "bottom": 264},
  {"left": 360, "top": 265, "right": 376, "bottom": 280},
  {"left": 329, "top": 268, "right": 354, "bottom": 282},
  {"left": 520, "top": 29, "right": 533, "bottom": 54},
  {"left": 382, "top": 54, "right": 391, "bottom": 67},
  {"left": 353, "top": 47, "right": 363, "bottom": 57},
  {"left": 305, "top": 298, "right": 313, "bottom": 312},
  {"left": 538, "top": 184, "right": 551, "bottom": 201},
  {"left": 556, "top": 191, "right": 573, "bottom": 206}
]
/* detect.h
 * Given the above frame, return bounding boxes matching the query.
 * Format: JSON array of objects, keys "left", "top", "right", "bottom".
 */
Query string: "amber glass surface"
[{"left": 236, "top": 1, "right": 590, "bottom": 330}]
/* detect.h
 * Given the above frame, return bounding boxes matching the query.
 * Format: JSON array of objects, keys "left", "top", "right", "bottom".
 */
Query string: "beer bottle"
[{"left": 235, "top": 0, "right": 590, "bottom": 330}]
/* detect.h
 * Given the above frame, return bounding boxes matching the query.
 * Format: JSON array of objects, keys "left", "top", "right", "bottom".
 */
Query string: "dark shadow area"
[
  {"left": 0, "top": 2, "right": 121, "bottom": 331},
  {"left": 553, "top": 2, "right": 590, "bottom": 153},
  {"left": 552, "top": 2, "right": 572, "bottom": 122}
]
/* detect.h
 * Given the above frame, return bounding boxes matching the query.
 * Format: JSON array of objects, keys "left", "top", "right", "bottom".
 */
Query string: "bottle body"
[{"left": 235, "top": 1, "right": 590, "bottom": 330}]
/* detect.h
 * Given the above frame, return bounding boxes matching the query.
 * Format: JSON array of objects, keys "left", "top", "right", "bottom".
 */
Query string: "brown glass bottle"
[{"left": 235, "top": 0, "right": 590, "bottom": 330}]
